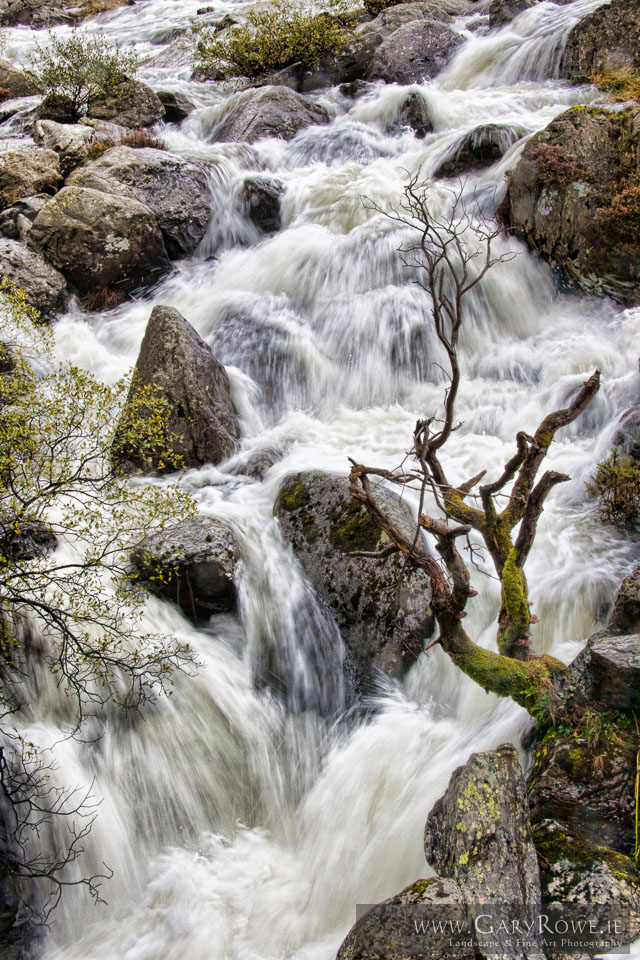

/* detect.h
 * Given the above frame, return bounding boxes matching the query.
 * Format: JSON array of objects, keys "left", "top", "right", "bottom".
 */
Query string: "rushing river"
[{"left": 2, "top": 0, "right": 640, "bottom": 956}]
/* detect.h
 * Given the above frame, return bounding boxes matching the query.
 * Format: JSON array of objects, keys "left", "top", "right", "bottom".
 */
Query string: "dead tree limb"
[{"left": 351, "top": 178, "right": 600, "bottom": 723}]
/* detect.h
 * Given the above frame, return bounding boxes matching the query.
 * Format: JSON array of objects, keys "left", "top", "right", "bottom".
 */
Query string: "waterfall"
[{"left": 1, "top": 0, "right": 639, "bottom": 957}]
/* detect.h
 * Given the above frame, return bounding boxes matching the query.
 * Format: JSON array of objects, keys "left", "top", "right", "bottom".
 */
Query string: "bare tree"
[
  {"left": 350, "top": 177, "right": 599, "bottom": 724},
  {"left": 0, "top": 712, "right": 112, "bottom": 925}
]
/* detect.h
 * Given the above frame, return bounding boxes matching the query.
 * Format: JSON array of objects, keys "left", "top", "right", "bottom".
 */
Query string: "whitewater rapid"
[{"left": 2, "top": 0, "right": 640, "bottom": 957}]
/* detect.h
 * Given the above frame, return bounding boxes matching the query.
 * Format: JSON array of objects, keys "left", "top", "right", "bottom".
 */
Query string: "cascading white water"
[{"left": 1, "top": 0, "right": 640, "bottom": 957}]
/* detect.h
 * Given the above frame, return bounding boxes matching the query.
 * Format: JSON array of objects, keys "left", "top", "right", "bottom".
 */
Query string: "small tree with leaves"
[
  {"left": 28, "top": 30, "right": 139, "bottom": 120},
  {"left": 0, "top": 279, "right": 197, "bottom": 923},
  {"left": 349, "top": 178, "right": 600, "bottom": 726}
]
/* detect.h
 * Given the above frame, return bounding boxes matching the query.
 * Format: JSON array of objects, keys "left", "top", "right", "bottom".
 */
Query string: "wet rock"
[
  {"left": 240, "top": 176, "right": 284, "bottom": 234},
  {"left": 212, "top": 309, "right": 300, "bottom": 407},
  {"left": 612, "top": 405, "right": 640, "bottom": 459},
  {"left": 532, "top": 819, "right": 640, "bottom": 943},
  {"left": 563, "top": 0, "right": 640, "bottom": 81},
  {"left": 0, "top": 194, "right": 49, "bottom": 242},
  {"left": 425, "top": 743, "right": 541, "bottom": 908},
  {"left": 435, "top": 123, "right": 522, "bottom": 176},
  {"left": 367, "top": 19, "right": 464, "bottom": 84},
  {"left": 87, "top": 77, "right": 165, "bottom": 128},
  {"left": 392, "top": 90, "right": 433, "bottom": 137},
  {"left": 503, "top": 105, "right": 640, "bottom": 304},
  {"left": 131, "top": 517, "right": 237, "bottom": 622},
  {"left": 211, "top": 87, "right": 329, "bottom": 144},
  {"left": 232, "top": 447, "right": 283, "bottom": 480},
  {"left": 338, "top": 79, "right": 371, "bottom": 99},
  {"left": 489, "top": 0, "right": 535, "bottom": 28},
  {"left": 68, "top": 146, "right": 210, "bottom": 258},
  {"left": 527, "top": 718, "right": 637, "bottom": 854},
  {"left": 29, "top": 186, "right": 170, "bottom": 295},
  {"left": 609, "top": 565, "right": 640, "bottom": 635},
  {"left": 0, "top": 520, "right": 57, "bottom": 562},
  {"left": 0, "top": 238, "right": 66, "bottom": 316},
  {"left": 156, "top": 90, "right": 195, "bottom": 123},
  {"left": 274, "top": 470, "right": 434, "bottom": 696},
  {"left": 0, "top": 0, "right": 67, "bottom": 26},
  {"left": 569, "top": 632, "right": 640, "bottom": 714},
  {"left": 114, "top": 305, "right": 239, "bottom": 474},
  {"left": 0, "top": 147, "right": 61, "bottom": 209},
  {"left": 336, "top": 878, "right": 472, "bottom": 960},
  {"left": 0, "top": 59, "right": 41, "bottom": 99}
]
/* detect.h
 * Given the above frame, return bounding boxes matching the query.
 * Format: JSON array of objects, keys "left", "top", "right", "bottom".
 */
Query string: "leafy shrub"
[
  {"left": 592, "top": 66, "right": 640, "bottom": 104},
  {"left": 27, "top": 30, "right": 139, "bottom": 120},
  {"left": 193, "top": 0, "right": 357, "bottom": 79},
  {"left": 588, "top": 448, "right": 640, "bottom": 529}
]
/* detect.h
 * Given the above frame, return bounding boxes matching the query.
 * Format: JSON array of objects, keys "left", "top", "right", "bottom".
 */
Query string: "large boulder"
[
  {"left": 434, "top": 123, "right": 522, "bottom": 177},
  {"left": 425, "top": 743, "right": 541, "bottom": 908},
  {"left": 503, "top": 105, "right": 640, "bottom": 304},
  {"left": 68, "top": 146, "right": 210, "bottom": 259},
  {"left": 28, "top": 186, "right": 170, "bottom": 295},
  {"left": 367, "top": 0, "right": 455, "bottom": 33},
  {"left": 569, "top": 632, "right": 640, "bottom": 714},
  {"left": 0, "top": 238, "right": 66, "bottom": 317},
  {"left": 32, "top": 118, "right": 128, "bottom": 176},
  {"left": 0, "top": 0, "right": 67, "bottom": 25},
  {"left": 210, "top": 87, "right": 330, "bottom": 144},
  {"left": 130, "top": 517, "right": 237, "bottom": 622},
  {"left": 367, "top": 20, "right": 464, "bottom": 84},
  {"left": 274, "top": 471, "right": 434, "bottom": 696},
  {"left": 0, "top": 59, "right": 41, "bottom": 98},
  {"left": 114, "top": 305, "right": 239, "bottom": 474},
  {"left": 562, "top": 0, "right": 640, "bottom": 81},
  {"left": 337, "top": 746, "right": 544, "bottom": 960},
  {"left": 0, "top": 147, "right": 61, "bottom": 209},
  {"left": 87, "top": 78, "right": 165, "bottom": 129}
]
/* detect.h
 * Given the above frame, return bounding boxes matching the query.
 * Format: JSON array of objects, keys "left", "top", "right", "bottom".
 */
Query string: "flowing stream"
[{"left": 2, "top": 0, "right": 640, "bottom": 956}]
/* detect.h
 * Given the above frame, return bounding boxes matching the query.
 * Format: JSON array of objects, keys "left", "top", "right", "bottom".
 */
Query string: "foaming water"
[{"left": 0, "top": 0, "right": 638, "bottom": 957}]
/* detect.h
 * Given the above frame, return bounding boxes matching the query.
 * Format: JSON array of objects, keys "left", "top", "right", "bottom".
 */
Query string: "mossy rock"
[
  {"left": 531, "top": 819, "right": 640, "bottom": 944},
  {"left": 504, "top": 104, "right": 640, "bottom": 305},
  {"left": 528, "top": 711, "right": 637, "bottom": 854},
  {"left": 274, "top": 470, "right": 434, "bottom": 699}
]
